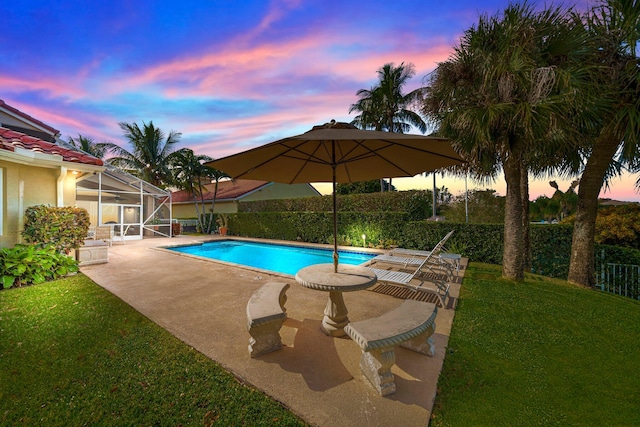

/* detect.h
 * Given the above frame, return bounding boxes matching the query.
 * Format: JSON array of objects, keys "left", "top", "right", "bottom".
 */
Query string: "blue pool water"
[{"left": 167, "top": 240, "right": 376, "bottom": 275}]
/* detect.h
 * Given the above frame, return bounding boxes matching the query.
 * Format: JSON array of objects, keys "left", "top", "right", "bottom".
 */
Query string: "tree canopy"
[
  {"left": 103, "top": 121, "right": 184, "bottom": 189},
  {"left": 350, "top": 62, "right": 427, "bottom": 134},
  {"left": 422, "top": 2, "right": 587, "bottom": 280}
]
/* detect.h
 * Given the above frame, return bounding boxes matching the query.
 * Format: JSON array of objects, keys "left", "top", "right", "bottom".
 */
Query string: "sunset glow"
[{"left": 2, "top": 0, "right": 636, "bottom": 201}]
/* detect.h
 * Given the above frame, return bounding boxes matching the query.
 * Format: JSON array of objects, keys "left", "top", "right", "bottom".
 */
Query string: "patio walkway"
[{"left": 80, "top": 236, "right": 465, "bottom": 427}]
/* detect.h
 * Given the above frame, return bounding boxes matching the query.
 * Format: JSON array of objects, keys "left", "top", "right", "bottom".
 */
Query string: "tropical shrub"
[
  {"left": 22, "top": 205, "right": 90, "bottom": 254},
  {"left": 562, "top": 204, "right": 640, "bottom": 250},
  {"left": 594, "top": 205, "right": 640, "bottom": 250},
  {"left": 0, "top": 244, "right": 79, "bottom": 290}
]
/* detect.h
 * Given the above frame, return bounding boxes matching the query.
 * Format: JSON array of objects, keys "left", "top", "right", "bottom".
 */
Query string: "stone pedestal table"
[{"left": 295, "top": 263, "right": 377, "bottom": 337}]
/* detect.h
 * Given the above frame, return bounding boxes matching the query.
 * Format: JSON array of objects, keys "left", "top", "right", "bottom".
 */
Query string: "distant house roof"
[
  {"left": 0, "top": 127, "right": 104, "bottom": 167},
  {"left": 0, "top": 99, "right": 60, "bottom": 137},
  {"left": 172, "top": 179, "right": 270, "bottom": 203},
  {"left": 599, "top": 198, "right": 639, "bottom": 206}
]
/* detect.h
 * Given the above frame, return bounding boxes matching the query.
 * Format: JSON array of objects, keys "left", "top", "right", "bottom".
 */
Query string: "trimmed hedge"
[
  {"left": 239, "top": 191, "right": 433, "bottom": 220},
  {"left": 22, "top": 205, "right": 90, "bottom": 254},
  {"left": 595, "top": 244, "right": 640, "bottom": 266},
  {"left": 227, "top": 212, "right": 640, "bottom": 280},
  {"left": 230, "top": 212, "right": 408, "bottom": 246},
  {"left": 530, "top": 224, "right": 574, "bottom": 278}
]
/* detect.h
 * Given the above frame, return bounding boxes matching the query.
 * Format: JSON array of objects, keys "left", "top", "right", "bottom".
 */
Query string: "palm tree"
[
  {"left": 351, "top": 62, "right": 427, "bottom": 133},
  {"left": 206, "top": 168, "right": 232, "bottom": 234},
  {"left": 422, "top": 3, "right": 588, "bottom": 280},
  {"left": 103, "top": 121, "right": 183, "bottom": 189},
  {"left": 170, "top": 149, "right": 213, "bottom": 233},
  {"left": 350, "top": 62, "right": 427, "bottom": 191},
  {"left": 567, "top": 0, "right": 640, "bottom": 287},
  {"left": 67, "top": 134, "right": 110, "bottom": 159}
]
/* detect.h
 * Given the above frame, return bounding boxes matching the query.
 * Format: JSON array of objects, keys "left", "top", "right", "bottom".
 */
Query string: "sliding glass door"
[{"left": 100, "top": 204, "right": 141, "bottom": 240}]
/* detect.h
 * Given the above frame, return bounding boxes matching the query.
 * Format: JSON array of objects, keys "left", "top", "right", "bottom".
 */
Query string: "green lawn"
[
  {"left": 0, "top": 274, "right": 306, "bottom": 426},
  {"left": 430, "top": 263, "right": 640, "bottom": 426},
  {"left": 2, "top": 266, "right": 639, "bottom": 426}
]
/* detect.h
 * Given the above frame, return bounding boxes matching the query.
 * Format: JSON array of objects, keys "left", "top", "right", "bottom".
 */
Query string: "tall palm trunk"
[
  {"left": 207, "top": 181, "right": 220, "bottom": 234},
  {"left": 196, "top": 181, "right": 208, "bottom": 233},
  {"left": 521, "top": 166, "right": 531, "bottom": 271},
  {"left": 193, "top": 199, "right": 203, "bottom": 232},
  {"left": 567, "top": 133, "right": 620, "bottom": 287},
  {"left": 502, "top": 152, "right": 525, "bottom": 281}
]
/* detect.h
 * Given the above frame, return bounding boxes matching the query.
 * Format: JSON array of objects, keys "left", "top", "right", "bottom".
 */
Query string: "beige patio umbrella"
[{"left": 207, "top": 120, "right": 464, "bottom": 272}]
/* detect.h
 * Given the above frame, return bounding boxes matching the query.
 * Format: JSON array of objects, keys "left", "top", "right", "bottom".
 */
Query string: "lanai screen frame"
[{"left": 75, "top": 165, "right": 173, "bottom": 239}]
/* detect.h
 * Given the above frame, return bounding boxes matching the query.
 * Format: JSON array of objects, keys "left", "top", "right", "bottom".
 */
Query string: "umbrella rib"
[
  {"left": 226, "top": 139, "right": 327, "bottom": 184},
  {"left": 336, "top": 138, "right": 463, "bottom": 174},
  {"left": 378, "top": 137, "right": 464, "bottom": 162},
  {"left": 285, "top": 140, "right": 329, "bottom": 183}
]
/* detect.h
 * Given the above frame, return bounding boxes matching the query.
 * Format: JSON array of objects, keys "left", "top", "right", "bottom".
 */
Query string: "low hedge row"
[
  {"left": 229, "top": 212, "right": 409, "bottom": 246},
  {"left": 227, "top": 212, "right": 640, "bottom": 280}
]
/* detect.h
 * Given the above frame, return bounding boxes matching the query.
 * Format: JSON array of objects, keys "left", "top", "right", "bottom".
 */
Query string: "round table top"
[{"left": 295, "top": 263, "right": 377, "bottom": 292}]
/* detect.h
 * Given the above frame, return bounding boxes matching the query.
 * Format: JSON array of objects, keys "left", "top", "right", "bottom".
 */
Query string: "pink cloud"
[
  {"left": 179, "top": 101, "right": 356, "bottom": 159},
  {"left": 242, "top": 0, "right": 304, "bottom": 40},
  {"left": 0, "top": 75, "right": 86, "bottom": 100},
  {"left": 107, "top": 25, "right": 453, "bottom": 103}
]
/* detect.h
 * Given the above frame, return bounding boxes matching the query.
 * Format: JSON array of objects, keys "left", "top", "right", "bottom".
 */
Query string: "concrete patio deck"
[{"left": 80, "top": 236, "right": 464, "bottom": 427}]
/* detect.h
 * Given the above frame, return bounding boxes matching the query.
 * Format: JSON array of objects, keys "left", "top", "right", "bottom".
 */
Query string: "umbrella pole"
[{"left": 332, "top": 166, "right": 339, "bottom": 273}]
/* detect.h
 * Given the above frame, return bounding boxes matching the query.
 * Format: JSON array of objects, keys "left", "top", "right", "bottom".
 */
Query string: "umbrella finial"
[{"left": 310, "top": 120, "right": 357, "bottom": 131}]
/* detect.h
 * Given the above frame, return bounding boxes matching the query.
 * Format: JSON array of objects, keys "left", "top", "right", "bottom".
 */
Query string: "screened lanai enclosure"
[{"left": 75, "top": 166, "right": 173, "bottom": 241}]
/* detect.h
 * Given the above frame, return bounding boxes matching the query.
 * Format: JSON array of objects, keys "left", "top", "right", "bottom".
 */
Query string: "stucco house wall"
[
  {"left": 1, "top": 162, "right": 52, "bottom": 246},
  {"left": 172, "top": 200, "right": 237, "bottom": 218},
  {"left": 0, "top": 160, "right": 91, "bottom": 248}
]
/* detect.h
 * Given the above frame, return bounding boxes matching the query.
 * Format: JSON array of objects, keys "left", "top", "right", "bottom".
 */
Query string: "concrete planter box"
[{"left": 77, "top": 240, "right": 109, "bottom": 266}]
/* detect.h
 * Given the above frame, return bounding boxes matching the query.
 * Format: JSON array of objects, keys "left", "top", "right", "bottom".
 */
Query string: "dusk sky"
[{"left": 3, "top": 0, "right": 637, "bottom": 201}]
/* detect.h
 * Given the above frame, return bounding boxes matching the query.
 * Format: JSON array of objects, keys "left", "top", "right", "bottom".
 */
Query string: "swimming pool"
[{"left": 166, "top": 240, "right": 376, "bottom": 276}]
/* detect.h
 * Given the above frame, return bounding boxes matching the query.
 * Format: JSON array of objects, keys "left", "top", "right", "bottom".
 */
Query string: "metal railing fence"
[{"left": 596, "top": 255, "right": 640, "bottom": 300}]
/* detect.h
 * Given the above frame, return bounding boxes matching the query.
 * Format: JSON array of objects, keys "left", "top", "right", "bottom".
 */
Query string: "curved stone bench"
[
  {"left": 344, "top": 300, "right": 438, "bottom": 396},
  {"left": 246, "top": 282, "right": 290, "bottom": 357}
]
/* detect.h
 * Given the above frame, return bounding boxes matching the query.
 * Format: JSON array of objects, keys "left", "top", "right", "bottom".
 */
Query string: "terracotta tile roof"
[
  {"left": 0, "top": 99, "right": 60, "bottom": 135},
  {"left": 171, "top": 179, "right": 269, "bottom": 203},
  {"left": 0, "top": 127, "right": 104, "bottom": 166}
]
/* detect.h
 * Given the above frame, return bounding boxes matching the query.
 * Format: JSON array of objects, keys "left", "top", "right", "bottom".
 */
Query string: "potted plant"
[
  {"left": 171, "top": 222, "right": 181, "bottom": 236},
  {"left": 216, "top": 214, "right": 229, "bottom": 236}
]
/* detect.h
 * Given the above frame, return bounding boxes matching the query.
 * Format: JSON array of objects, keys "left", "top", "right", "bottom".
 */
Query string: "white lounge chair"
[
  {"left": 368, "top": 253, "right": 450, "bottom": 308},
  {"left": 371, "top": 230, "right": 458, "bottom": 278},
  {"left": 390, "top": 230, "right": 455, "bottom": 258}
]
